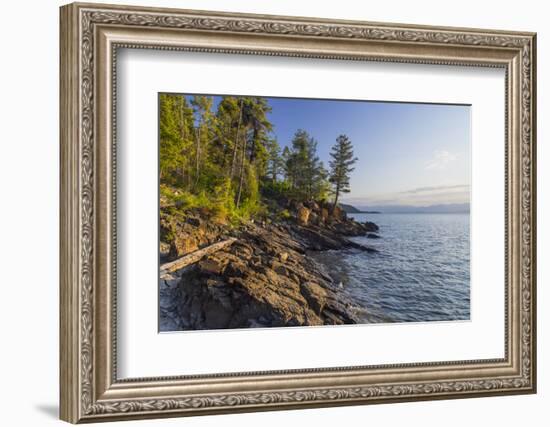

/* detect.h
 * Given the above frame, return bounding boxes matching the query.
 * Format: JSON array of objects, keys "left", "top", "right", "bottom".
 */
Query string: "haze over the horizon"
[{"left": 209, "top": 95, "right": 471, "bottom": 208}]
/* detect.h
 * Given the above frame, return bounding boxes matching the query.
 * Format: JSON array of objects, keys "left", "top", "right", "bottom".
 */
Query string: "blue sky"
[{"left": 207, "top": 95, "right": 471, "bottom": 207}]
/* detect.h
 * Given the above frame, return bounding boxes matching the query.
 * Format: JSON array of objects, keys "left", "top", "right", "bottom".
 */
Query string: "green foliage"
[
  {"left": 159, "top": 94, "right": 194, "bottom": 186},
  {"left": 159, "top": 94, "right": 358, "bottom": 224},
  {"left": 265, "top": 138, "right": 283, "bottom": 182},
  {"left": 261, "top": 179, "right": 292, "bottom": 200},
  {"left": 278, "top": 209, "right": 292, "bottom": 221},
  {"left": 282, "top": 129, "right": 329, "bottom": 202},
  {"left": 329, "top": 134, "right": 358, "bottom": 209}
]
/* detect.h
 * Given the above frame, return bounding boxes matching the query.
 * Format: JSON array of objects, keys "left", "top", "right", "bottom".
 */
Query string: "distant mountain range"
[{"left": 340, "top": 203, "right": 470, "bottom": 214}]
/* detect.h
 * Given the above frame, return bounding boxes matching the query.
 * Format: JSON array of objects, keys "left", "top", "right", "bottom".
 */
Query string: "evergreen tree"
[
  {"left": 159, "top": 94, "right": 194, "bottom": 186},
  {"left": 235, "top": 97, "right": 272, "bottom": 208},
  {"left": 160, "top": 94, "right": 359, "bottom": 224},
  {"left": 190, "top": 95, "right": 214, "bottom": 187},
  {"left": 328, "top": 134, "right": 358, "bottom": 210},
  {"left": 312, "top": 161, "right": 330, "bottom": 202},
  {"left": 284, "top": 129, "right": 326, "bottom": 201},
  {"left": 215, "top": 96, "right": 243, "bottom": 182},
  {"left": 212, "top": 96, "right": 239, "bottom": 171},
  {"left": 281, "top": 146, "right": 295, "bottom": 189},
  {"left": 265, "top": 138, "right": 283, "bottom": 183}
]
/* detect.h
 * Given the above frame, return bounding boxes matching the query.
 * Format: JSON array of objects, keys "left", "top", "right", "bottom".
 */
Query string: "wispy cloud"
[
  {"left": 425, "top": 150, "right": 457, "bottom": 170},
  {"left": 397, "top": 184, "right": 469, "bottom": 195}
]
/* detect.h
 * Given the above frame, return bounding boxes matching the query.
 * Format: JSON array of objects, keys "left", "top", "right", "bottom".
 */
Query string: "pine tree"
[
  {"left": 312, "top": 161, "right": 330, "bottom": 202},
  {"left": 236, "top": 97, "right": 272, "bottom": 208},
  {"left": 266, "top": 138, "right": 283, "bottom": 183},
  {"left": 190, "top": 96, "right": 214, "bottom": 188},
  {"left": 160, "top": 94, "right": 357, "bottom": 223},
  {"left": 329, "top": 134, "right": 358, "bottom": 211},
  {"left": 284, "top": 129, "right": 326, "bottom": 201},
  {"left": 281, "top": 146, "right": 295, "bottom": 189},
  {"left": 159, "top": 94, "right": 194, "bottom": 186}
]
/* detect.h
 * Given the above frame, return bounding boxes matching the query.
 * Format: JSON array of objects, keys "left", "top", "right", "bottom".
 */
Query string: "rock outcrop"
[
  {"left": 160, "top": 209, "right": 227, "bottom": 261},
  {"left": 296, "top": 206, "right": 311, "bottom": 226},
  {"left": 159, "top": 199, "right": 380, "bottom": 331},
  {"left": 170, "top": 223, "right": 364, "bottom": 330}
]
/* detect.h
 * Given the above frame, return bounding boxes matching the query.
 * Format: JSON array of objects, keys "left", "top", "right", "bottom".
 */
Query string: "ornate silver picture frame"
[{"left": 60, "top": 2, "right": 536, "bottom": 423}]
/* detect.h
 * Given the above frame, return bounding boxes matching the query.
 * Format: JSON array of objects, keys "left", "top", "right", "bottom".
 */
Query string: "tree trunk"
[
  {"left": 230, "top": 98, "right": 244, "bottom": 180},
  {"left": 160, "top": 238, "right": 237, "bottom": 277},
  {"left": 221, "top": 123, "right": 229, "bottom": 169},
  {"left": 195, "top": 127, "right": 201, "bottom": 186},
  {"left": 249, "top": 126, "right": 258, "bottom": 163},
  {"left": 236, "top": 134, "right": 247, "bottom": 208},
  {"left": 332, "top": 185, "right": 340, "bottom": 212},
  {"left": 181, "top": 153, "right": 189, "bottom": 185},
  {"left": 180, "top": 98, "right": 186, "bottom": 184}
]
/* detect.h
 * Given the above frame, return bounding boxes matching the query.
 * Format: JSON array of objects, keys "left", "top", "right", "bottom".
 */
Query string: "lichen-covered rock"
[
  {"left": 170, "top": 233, "right": 199, "bottom": 258},
  {"left": 331, "top": 205, "right": 346, "bottom": 221},
  {"left": 296, "top": 206, "right": 311, "bottom": 225},
  {"left": 160, "top": 209, "right": 226, "bottom": 261}
]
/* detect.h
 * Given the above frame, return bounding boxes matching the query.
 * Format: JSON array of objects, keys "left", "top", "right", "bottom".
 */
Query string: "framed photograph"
[{"left": 60, "top": 2, "right": 537, "bottom": 423}]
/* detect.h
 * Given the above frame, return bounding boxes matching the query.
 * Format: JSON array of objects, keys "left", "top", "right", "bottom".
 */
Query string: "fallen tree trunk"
[{"left": 160, "top": 238, "right": 237, "bottom": 277}]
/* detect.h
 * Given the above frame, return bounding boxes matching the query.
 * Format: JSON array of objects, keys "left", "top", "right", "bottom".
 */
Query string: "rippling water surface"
[{"left": 311, "top": 213, "right": 470, "bottom": 323}]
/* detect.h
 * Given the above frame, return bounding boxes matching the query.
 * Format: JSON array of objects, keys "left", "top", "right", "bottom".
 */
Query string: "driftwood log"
[{"left": 160, "top": 237, "right": 237, "bottom": 278}]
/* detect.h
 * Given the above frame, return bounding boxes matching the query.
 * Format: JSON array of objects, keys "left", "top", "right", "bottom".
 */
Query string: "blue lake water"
[{"left": 311, "top": 213, "right": 470, "bottom": 323}]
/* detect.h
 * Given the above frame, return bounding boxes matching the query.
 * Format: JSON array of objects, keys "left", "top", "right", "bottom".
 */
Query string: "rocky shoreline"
[{"left": 159, "top": 202, "right": 379, "bottom": 331}]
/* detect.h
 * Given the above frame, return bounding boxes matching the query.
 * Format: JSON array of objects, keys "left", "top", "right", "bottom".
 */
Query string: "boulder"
[
  {"left": 170, "top": 233, "right": 198, "bottom": 257},
  {"left": 304, "top": 200, "right": 320, "bottom": 212},
  {"left": 296, "top": 206, "right": 311, "bottom": 226},
  {"left": 332, "top": 205, "right": 345, "bottom": 221},
  {"left": 308, "top": 211, "right": 319, "bottom": 225},
  {"left": 160, "top": 208, "right": 229, "bottom": 262},
  {"left": 320, "top": 208, "right": 329, "bottom": 223},
  {"left": 364, "top": 221, "right": 380, "bottom": 232}
]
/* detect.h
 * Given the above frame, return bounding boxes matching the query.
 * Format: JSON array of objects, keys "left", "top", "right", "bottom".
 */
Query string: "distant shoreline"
[
  {"left": 351, "top": 211, "right": 470, "bottom": 215},
  {"left": 340, "top": 202, "right": 470, "bottom": 215}
]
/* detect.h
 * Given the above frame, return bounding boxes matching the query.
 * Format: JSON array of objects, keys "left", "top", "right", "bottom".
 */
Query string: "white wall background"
[{"left": 0, "top": 0, "right": 545, "bottom": 425}]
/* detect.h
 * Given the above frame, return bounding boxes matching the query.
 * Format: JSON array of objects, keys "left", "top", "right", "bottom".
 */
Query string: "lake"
[{"left": 310, "top": 213, "right": 470, "bottom": 323}]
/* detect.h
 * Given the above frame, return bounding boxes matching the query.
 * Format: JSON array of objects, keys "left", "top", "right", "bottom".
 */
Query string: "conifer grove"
[{"left": 159, "top": 94, "right": 357, "bottom": 222}]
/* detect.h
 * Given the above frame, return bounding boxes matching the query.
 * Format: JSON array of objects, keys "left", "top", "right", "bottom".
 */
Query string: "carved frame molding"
[{"left": 60, "top": 2, "right": 536, "bottom": 423}]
